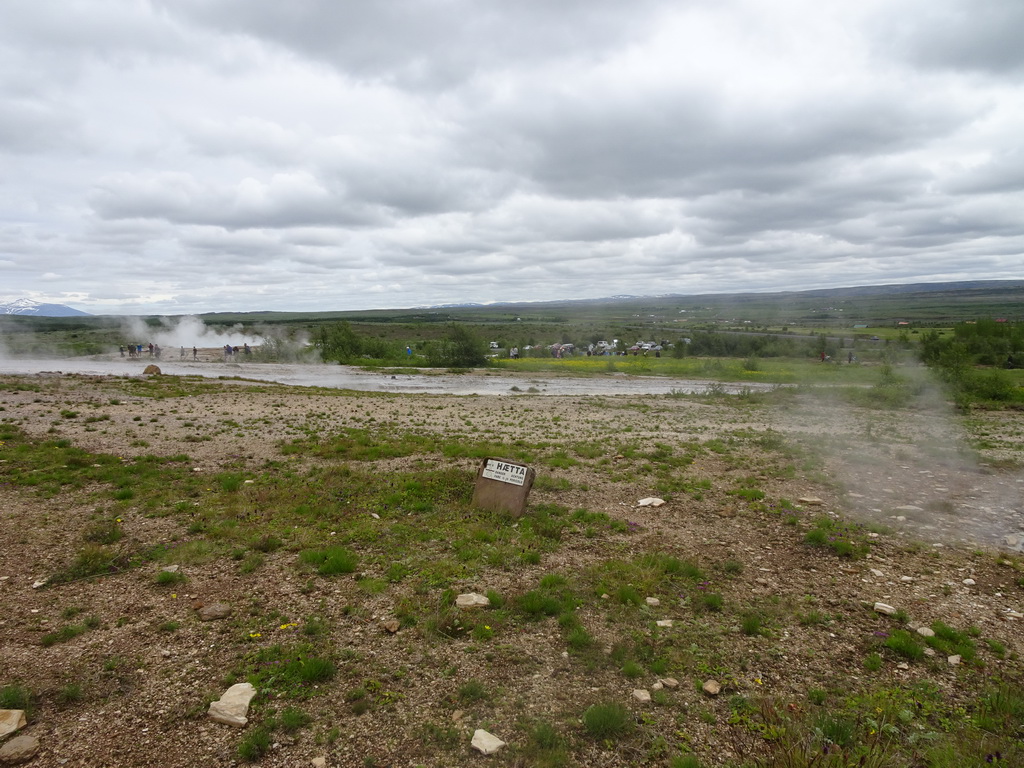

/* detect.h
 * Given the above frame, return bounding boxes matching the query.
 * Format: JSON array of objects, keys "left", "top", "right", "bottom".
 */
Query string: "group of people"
[
  {"left": 121, "top": 343, "right": 162, "bottom": 359},
  {"left": 223, "top": 343, "right": 251, "bottom": 359},
  {"left": 120, "top": 344, "right": 202, "bottom": 361}
]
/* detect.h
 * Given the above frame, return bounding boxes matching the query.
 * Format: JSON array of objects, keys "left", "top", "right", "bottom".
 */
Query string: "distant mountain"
[{"left": 0, "top": 298, "right": 91, "bottom": 317}]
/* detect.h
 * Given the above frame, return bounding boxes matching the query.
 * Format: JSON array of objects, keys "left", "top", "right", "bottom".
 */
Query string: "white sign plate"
[{"left": 481, "top": 459, "right": 528, "bottom": 486}]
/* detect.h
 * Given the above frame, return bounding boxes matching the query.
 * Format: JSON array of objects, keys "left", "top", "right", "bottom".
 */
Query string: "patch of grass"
[
  {"left": 156, "top": 569, "right": 186, "bottom": 586},
  {"left": 0, "top": 684, "right": 31, "bottom": 711},
  {"left": 698, "top": 592, "right": 724, "bottom": 612},
  {"left": 237, "top": 726, "right": 272, "bottom": 762},
  {"left": 279, "top": 706, "right": 312, "bottom": 733},
  {"left": 456, "top": 679, "right": 490, "bottom": 706},
  {"left": 83, "top": 518, "right": 124, "bottom": 545},
  {"left": 740, "top": 613, "right": 765, "bottom": 636},
  {"left": 884, "top": 630, "right": 925, "bottom": 661},
  {"left": 40, "top": 624, "right": 88, "bottom": 647},
  {"left": 803, "top": 516, "right": 870, "bottom": 558},
  {"left": 57, "top": 682, "right": 83, "bottom": 704},
  {"left": 582, "top": 701, "right": 632, "bottom": 739},
  {"left": 299, "top": 546, "right": 358, "bottom": 576},
  {"left": 244, "top": 644, "right": 336, "bottom": 699}
]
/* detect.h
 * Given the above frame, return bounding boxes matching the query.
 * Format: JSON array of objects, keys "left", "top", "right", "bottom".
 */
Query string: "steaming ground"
[{"left": 775, "top": 366, "right": 1024, "bottom": 553}]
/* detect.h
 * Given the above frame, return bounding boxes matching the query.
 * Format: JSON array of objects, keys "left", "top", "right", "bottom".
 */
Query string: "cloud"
[{"left": 0, "top": 0, "right": 1020, "bottom": 314}]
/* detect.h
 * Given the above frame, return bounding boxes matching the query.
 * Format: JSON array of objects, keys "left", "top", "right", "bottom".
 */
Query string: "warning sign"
[
  {"left": 472, "top": 457, "right": 536, "bottom": 516},
  {"left": 481, "top": 459, "right": 528, "bottom": 486}
]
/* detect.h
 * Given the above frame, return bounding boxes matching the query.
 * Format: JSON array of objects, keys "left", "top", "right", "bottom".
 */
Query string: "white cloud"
[{"left": 0, "top": 0, "right": 1020, "bottom": 314}]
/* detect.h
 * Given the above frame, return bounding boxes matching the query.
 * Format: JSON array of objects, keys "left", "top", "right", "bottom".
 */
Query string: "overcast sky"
[{"left": 2, "top": 0, "right": 1022, "bottom": 315}]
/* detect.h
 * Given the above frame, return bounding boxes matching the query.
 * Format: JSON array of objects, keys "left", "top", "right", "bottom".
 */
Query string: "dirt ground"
[{"left": 0, "top": 369, "right": 1022, "bottom": 767}]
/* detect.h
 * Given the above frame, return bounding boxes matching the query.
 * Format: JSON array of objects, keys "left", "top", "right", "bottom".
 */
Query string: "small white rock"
[
  {"left": 471, "top": 729, "right": 506, "bottom": 755},
  {"left": 455, "top": 593, "right": 490, "bottom": 609},
  {"left": 656, "top": 619, "right": 673, "bottom": 628},
  {"left": 645, "top": 597, "right": 660, "bottom": 606},
  {"left": 962, "top": 578, "right": 976, "bottom": 586},
  {"left": 632, "top": 689, "right": 651, "bottom": 703},
  {"left": 637, "top": 497, "right": 666, "bottom": 507},
  {"left": 873, "top": 602, "right": 898, "bottom": 616},
  {"left": 659, "top": 677, "right": 679, "bottom": 689},
  {"left": 948, "top": 655, "right": 961, "bottom": 666},
  {"left": 917, "top": 627, "right": 935, "bottom": 638},
  {"left": 702, "top": 679, "right": 721, "bottom": 696}
]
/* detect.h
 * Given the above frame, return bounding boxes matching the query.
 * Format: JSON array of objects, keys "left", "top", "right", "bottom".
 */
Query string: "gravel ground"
[{"left": 1, "top": 370, "right": 1022, "bottom": 767}]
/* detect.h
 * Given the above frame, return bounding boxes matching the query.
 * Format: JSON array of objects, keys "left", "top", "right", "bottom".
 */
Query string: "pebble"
[
  {"left": 659, "top": 678, "right": 679, "bottom": 689},
  {"left": 702, "top": 680, "right": 721, "bottom": 696},
  {"left": 873, "top": 602, "right": 897, "bottom": 616},
  {"left": 948, "top": 655, "right": 961, "bottom": 666},
  {"left": 645, "top": 597, "right": 660, "bottom": 607},
  {"left": 962, "top": 578, "right": 976, "bottom": 586},
  {"left": 916, "top": 627, "right": 935, "bottom": 638},
  {"left": 632, "top": 689, "right": 651, "bottom": 703}
]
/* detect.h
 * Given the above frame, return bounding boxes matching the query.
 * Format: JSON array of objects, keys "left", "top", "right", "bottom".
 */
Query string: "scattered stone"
[
  {"left": 143, "top": 364, "right": 161, "bottom": 375},
  {"left": 1004, "top": 610, "right": 1023, "bottom": 621},
  {"left": 702, "top": 679, "right": 721, "bottom": 696},
  {"left": 645, "top": 597, "right": 660, "bottom": 606},
  {"left": 900, "top": 576, "right": 914, "bottom": 583},
  {"left": 632, "top": 689, "right": 651, "bottom": 703},
  {"left": 798, "top": 497, "right": 823, "bottom": 506},
  {"left": 31, "top": 580, "right": 46, "bottom": 590},
  {"left": 600, "top": 593, "right": 610, "bottom": 599},
  {"left": 893, "top": 505, "right": 923, "bottom": 513},
  {"left": 0, "top": 734, "right": 39, "bottom": 765},
  {"left": 161, "top": 565, "right": 180, "bottom": 573},
  {"left": 455, "top": 593, "right": 490, "bottom": 609},
  {"left": 311, "top": 758, "right": 327, "bottom": 768},
  {"left": 196, "top": 602, "right": 232, "bottom": 621},
  {"left": 897, "top": 662, "right": 910, "bottom": 670},
  {"left": 924, "top": 648, "right": 937, "bottom": 657},
  {"left": 948, "top": 655, "right": 961, "bottom": 666},
  {"left": 637, "top": 497, "right": 665, "bottom": 507},
  {"left": 471, "top": 729, "right": 506, "bottom": 756},
  {"left": 452, "top": 710, "right": 464, "bottom": 722},
  {"left": 651, "top": 681, "right": 664, "bottom": 691},
  {"left": 916, "top": 627, "right": 935, "bottom": 638},
  {"left": 208, "top": 682, "right": 257, "bottom": 726},
  {"left": 1003, "top": 534, "right": 1021, "bottom": 549},
  {"left": 870, "top": 569, "right": 884, "bottom": 578},
  {"left": 656, "top": 619, "right": 673, "bottom": 628},
  {"left": 382, "top": 620, "right": 400, "bottom": 634},
  {"left": 0, "top": 710, "right": 26, "bottom": 739},
  {"left": 873, "top": 602, "right": 898, "bottom": 616},
  {"left": 659, "top": 677, "right": 679, "bottom": 689},
  {"left": 962, "top": 578, "right": 976, "bottom": 586}
]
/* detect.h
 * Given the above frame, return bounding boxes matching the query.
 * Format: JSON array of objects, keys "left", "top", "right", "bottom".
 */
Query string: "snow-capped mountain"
[{"left": 0, "top": 298, "right": 91, "bottom": 317}]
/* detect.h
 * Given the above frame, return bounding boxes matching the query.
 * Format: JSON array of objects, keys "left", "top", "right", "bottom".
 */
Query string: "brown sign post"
[{"left": 472, "top": 457, "right": 535, "bottom": 516}]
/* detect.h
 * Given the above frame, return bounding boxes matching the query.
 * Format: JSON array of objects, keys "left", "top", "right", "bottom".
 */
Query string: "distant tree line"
[{"left": 312, "top": 322, "right": 487, "bottom": 368}]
